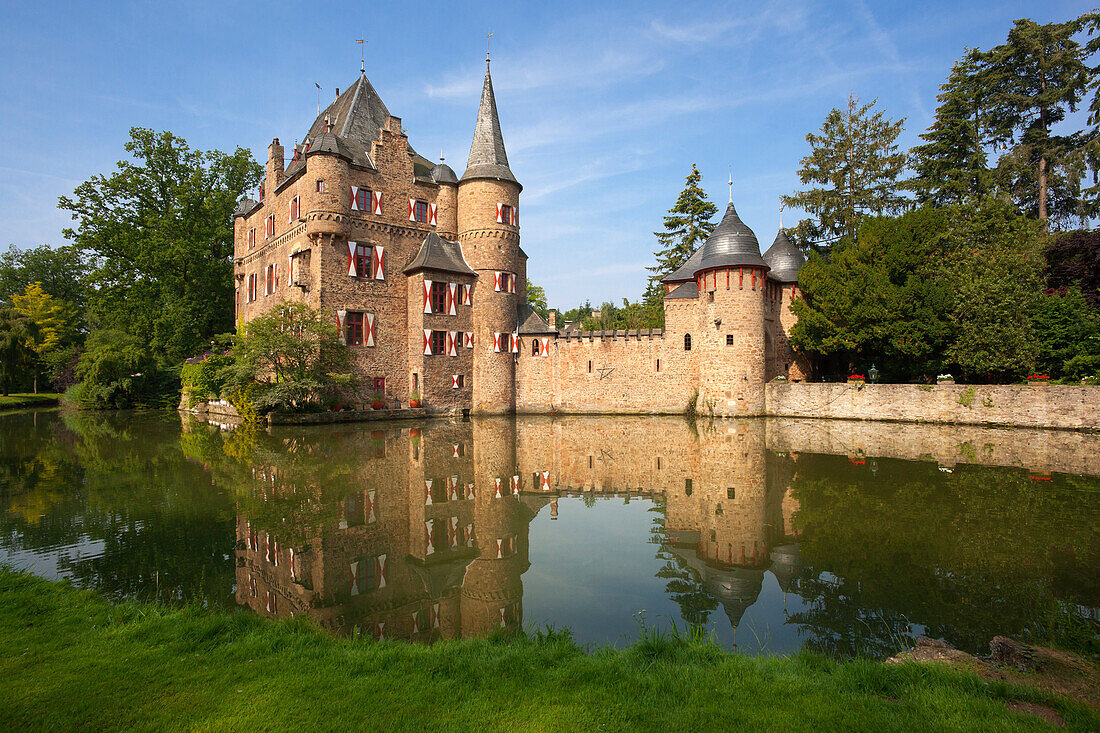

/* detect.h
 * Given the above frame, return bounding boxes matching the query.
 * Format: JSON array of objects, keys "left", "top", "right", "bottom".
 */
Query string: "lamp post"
[{"left": 869, "top": 364, "right": 879, "bottom": 383}]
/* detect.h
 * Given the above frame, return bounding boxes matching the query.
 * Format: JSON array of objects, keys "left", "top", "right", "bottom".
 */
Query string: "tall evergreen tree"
[
  {"left": 783, "top": 95, "right": 908, "bottom": 247},
  {"left": 647, "top": 164, "right": 718, "bottom": 284},
  {"left": 910, "top": 50, "right": 998, "bottom": 206},
  {"left": 984, "top": 18, "right": 1090, "bottom": 224}
]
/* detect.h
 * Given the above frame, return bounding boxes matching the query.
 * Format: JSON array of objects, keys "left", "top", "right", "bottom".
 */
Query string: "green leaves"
[
  {"left": 782, "top": 95, "right": 908, "bottom": 247},
  {"left": 648, "top": 164, "right": 718, "bottom": 281}
]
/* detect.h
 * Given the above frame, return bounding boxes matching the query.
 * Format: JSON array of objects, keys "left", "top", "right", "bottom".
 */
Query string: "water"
[{"left": 1, "top": 408, "right": 1096, "bottom": 658}]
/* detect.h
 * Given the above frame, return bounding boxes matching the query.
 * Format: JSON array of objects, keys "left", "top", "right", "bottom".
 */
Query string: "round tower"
[
  {"left": 458, "top": 59, "right": 522, "bottom": 415},
  {"left": 693, "top": 200, "right": 768, "bottom": 416},
  {"left": 431, "top": 161, "right": 459, "bottom": 240}
]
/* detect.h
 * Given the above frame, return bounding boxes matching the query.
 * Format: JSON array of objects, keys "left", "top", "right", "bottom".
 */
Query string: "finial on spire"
[
  {"left": 487, "top": 29, "right": 493, "bottom": 63},
  {"left": 356, "top": 39, "right": 366, "bottom": 73},
  {"left": 728, "top": 165, "right": 733, "bottom": 204},
  {"left": 779, "top": 201, "right": 784, "bottom": 229},
  {"left": 440, "top": 148, "right": 445, "bottom": 163}
]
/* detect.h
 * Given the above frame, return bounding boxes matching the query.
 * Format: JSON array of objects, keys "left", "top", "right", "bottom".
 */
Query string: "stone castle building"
[{"left": 232, "top": 60, "right": 807, "bottom": 416}]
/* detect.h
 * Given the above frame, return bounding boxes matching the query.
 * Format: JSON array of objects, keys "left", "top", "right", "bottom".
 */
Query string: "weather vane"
[
  {"left": 356, "top": 39, "right": 367, "bottom": 73},
  {"left": 487, "top": 30, "right": 493, "bottom": 62},
  {"left": 728, "top": 165, "right": 733, "bottom": 204}
]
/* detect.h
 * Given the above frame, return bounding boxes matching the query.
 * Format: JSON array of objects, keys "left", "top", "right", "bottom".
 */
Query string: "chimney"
[
  {"left": 267, "top": 138, "right": 285, "bottom": 189},
  {"left": 548, "top": 310, "right": 557, "bottom": 330}
]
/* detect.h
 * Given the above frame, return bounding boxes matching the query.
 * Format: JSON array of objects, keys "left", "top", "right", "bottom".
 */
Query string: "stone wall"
[{"left": 765, "top": 383, "right": 1100, "bottom": 431}]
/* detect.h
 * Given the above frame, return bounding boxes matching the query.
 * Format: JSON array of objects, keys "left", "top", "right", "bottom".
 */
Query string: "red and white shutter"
[
  {"left": 431, "top": 602, "right": 441, "bottom": 629},
  {"left": 463, "top": 284, "right": 472, "bottom": 306},
  {"left": 464, "top": 483, "right": 475, "bottom": 501},
  {"left": 448, "top": 476, "right": 459, "bottom": 501},
  {"left": 540, "top": 471, "right": 551, "bottom": 491},
  {"left": 366, "top": 490, "right": 376, "bottom": 523},
  {"left": 509, "top": 276, "right": 516, "bottom": 294},
  {"left": 493, "top": 272, "right": 502, "bottom": 291},
  {"left": 423, "top": 280, "right": 433, "bottom": 314},
  {"left": 493, "top": 333, "right": 501, "bottom": 353},
  {"left": 541, "top": 337, "right": 550, "bottom": 356},
  {"left": 410, "top": 612, "right": 420, "bottom": 634},
  {"left": 373, "top": 622, "right": 385, "bottom": 640},
  {"left": 464, "top": 332, "right": 473, "bottom": 348},
  {"left": 429, "top": 203, "right": 438, "bottom": 226},
  {"left": 451, "top": 374, "right": 460, "bottom": 389},
  {"left": 347, "top": 241, "right": 357, "bottom": 277},
  {"left": 289, "top": 548, "right": 297, "bottom": 580},
  {"left": 424, "top": 520, "right": 435, "bottom": 555},
  {"left": 449, "top": 516, "right": 459, "bottom": 548},
  {"left": 374, "top": 245, "right": 385, "bottom": 280},
  {"left": 372, "top": 190, "right": 383, "bottom": 215},
  {"left": 494, "top": 478, "right": 503, "bottom": 498},
  {"left": 447, "top": 283, "right": 457, "bottom": 315},
  {"left": 511, "top": 331, "right": 519, "bottom": 354},
  {"left": 423, "top": 329, "right": 433, "bottom": 356},
  {"left": 495, "top": 538, "right": 504, "bottom": 559},
  {"left": 452, "top": 444, "right": 460, "bottom": 458},
  {"left": 511, "top": 475, "right": 520, "bottom": 495},
  {"left": 408, "top": 198, "right": 416, "bottom": 222},
  {"left": 350, "top": 186, "right": 360, "bottom": 211},
  {"left": 448, "top": 331, "right": 458, "bottom": 356},
  {"left": 350, "top": 560, "right": 361, "bottom": 596},
  {"left": 465, "top": 522, "right": 475, "bottom": 546},
  {"left": 496, "top": 203, "right": 503, "bottom": 223},
  {"left": 376, "top": 554, "right": 387, "bottom": 589},
  {"left": 364, "top": 313, "right": 376, "bottom": 347},
  {"left": 336, "top": 310, "right": 347, "bottom": 345},
  {"left": 424, "top": 479, "right": 433, "bottom": 505}
]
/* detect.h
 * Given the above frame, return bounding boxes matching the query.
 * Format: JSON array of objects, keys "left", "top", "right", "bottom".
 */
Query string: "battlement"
[{"left": 559, "top": 328, "right": 665, "bottom": 341}]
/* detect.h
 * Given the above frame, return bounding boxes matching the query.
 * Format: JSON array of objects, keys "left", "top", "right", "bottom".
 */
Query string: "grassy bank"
[
  {"left": 0, "top": 393, "right": 59, "bottom": 409},
  {"left": 0, "top": 570, "right": 1093, "bottom": 731}
]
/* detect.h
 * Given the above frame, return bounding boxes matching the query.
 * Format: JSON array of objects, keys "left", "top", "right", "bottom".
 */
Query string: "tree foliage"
[
  {"left": 58, "top": 128, "right": 261, "bottom": 366},
  {"left": 526, "top": 280, "right": 549, "bottom": 321},
  {"left": 782, "top": 95, "right": 908, "bottom": 247},
  {"left": 0, "top": 308, "right": 32, "bottom": 396},
  {"left": 647, "top": 164, "right": 717, "bottom": 288}
]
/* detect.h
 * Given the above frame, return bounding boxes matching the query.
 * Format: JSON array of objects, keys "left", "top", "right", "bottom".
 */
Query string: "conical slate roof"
[
  {"left": 431, "top": 162, "right": 458, "bottom": 184},
  {"left": 462, "top": 62, "right": 520, "bottom": 188},
  {"left": 762, "top": 229, "right": 805, "bottom": 283},
  {"left": 696, "top": 201, "right": 768, "bottom": 273}
]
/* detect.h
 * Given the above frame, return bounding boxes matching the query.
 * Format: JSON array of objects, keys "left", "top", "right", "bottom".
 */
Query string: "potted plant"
[
  {"left": 408, "top": 390, "right": 422, "bottom": 409},
  {"left": 1026, "top": 374, "right": 1049, "bottom": 386},
  {"left": 847, "top": 374, "right": 866, "bottom": 385},
  {"left": 370, "top": 391, "right": 386, "bottom": 410},
  {"left": 936, "top": 373, "right": 955, "bottom": 385}
]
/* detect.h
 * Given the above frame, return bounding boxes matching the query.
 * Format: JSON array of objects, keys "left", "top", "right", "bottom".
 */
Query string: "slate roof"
[
  {"left": 517, "top": 303, "right": 557, "bottom": 334},
  {"left": 403, "top": 232, "right": 477, "bottom": 276},
  {"left": 461, "top": 62, "right": 520, "bottom": 189},
  {"left": 662, "top": 247, "right": 705, "bottom": 283},
  {"left": 762, "top": 229, "right": 805, "bottom": 283},
  {"left": 696, "top": 201, "right": 768, "bottom": 272},
  {"left": 233, "top": 198, "right": 259, "bottom": 218},
  {"left": 431, "top": 162, "right": 458, "bottom": 184},
  {"left": 664, "top": 281, "right": 699, "bottom": 299}
]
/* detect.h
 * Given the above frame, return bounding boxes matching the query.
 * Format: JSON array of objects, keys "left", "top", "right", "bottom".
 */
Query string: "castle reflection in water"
[{"left": 233, "top": 418, "right": 808, "bottom": 641}]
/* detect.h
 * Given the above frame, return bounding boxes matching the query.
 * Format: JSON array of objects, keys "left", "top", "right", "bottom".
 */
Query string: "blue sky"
[{"left": 0, "top": 0, "right": 1087, "bottom": 309}]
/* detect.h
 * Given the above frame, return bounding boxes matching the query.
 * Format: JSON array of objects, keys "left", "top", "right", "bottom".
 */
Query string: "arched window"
[{"left": 684, "top": 333, "right": 692, "bottom": 351}]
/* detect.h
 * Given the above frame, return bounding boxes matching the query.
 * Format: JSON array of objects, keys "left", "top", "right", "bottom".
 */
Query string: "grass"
[
  {"left": 0, "top": 392, "right": 60, "bottom": 409},
  {"left": 0, "top": 569, "right": 1095, "bottom": 732}
]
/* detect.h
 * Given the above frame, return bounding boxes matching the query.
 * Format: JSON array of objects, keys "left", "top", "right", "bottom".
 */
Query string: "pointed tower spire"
[{"left": 461, "top": 58, "right": 520, "bottom": 188}]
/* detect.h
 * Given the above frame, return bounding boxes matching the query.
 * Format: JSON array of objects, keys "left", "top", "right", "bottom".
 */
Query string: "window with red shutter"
[
  {"left": 430, "top": 330, "right": 446, "bottom": 355},
  {"left": 345, "top": 312, "right": 364, "bottom": 346},
  {"left": 414, "top": 200, "right": 429, "bottom": 223},
  {"left": 430, "top": 282, "right": 447, "bottom": 313},
  {"left": 355, "top": 243, "right": 372, "bottom": 279}
]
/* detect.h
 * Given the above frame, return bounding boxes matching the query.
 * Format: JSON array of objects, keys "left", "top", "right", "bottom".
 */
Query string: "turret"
[
  {"left": 432, "top": 160, "right": 459, "bottom": 239},
  {"left": 458, "top": 59, "right": 522, "bottom": 414},
  {"left": 265, "top": 138, "right": 285, "bottom": 200},
  {"left": 692, "top": 200, "right": 769, "bottom": 416}
]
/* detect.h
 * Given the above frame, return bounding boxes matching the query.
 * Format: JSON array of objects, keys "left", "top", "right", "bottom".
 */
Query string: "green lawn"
[
  {"left": 0, "top": 570, "right": 1093, "bottom": 731},
  {"left": 0, "top": 393, "right": 60, "bottom": 409}
]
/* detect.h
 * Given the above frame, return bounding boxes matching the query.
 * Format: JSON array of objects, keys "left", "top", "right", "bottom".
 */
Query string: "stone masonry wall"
[{"left": 765, "top": 383, "right": 1100, "bottom": 431}]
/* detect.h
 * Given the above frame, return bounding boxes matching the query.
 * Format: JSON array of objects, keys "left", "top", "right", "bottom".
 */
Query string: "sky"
[{"left": 0, "top": 0, "right": 1088, "bottom": 310}]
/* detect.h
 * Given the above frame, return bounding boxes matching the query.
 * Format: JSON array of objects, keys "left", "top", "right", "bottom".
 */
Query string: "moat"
[{"left": 1, "top": 408, "right": 1097, "bottom": 658}]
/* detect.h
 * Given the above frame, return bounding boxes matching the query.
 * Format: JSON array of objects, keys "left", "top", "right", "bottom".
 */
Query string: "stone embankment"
[{"left": 765, "top": 383, "right": 1099, "bottom": 431}]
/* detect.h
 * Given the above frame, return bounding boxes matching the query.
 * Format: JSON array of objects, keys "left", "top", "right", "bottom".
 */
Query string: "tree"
[
  {"left": 0, "top": 244, "right": 91, "bottom": 311},
  {"left": 942, "top": 202, "right": 1045, "bottom": 380},
  {"left": 984, "top": 18, "right": 1090, "bottom": 224},
  {"left": 788, "top": 207, "right": 954, "bottom": 380},
  {"left": 526, "top": 280, "right": 549, "bottom": 321},
  {"left": 910, "top": 50, "right": 998, "bottom": 207},
  {"left": 0, "top": 308, "right": 32, "bottom": 396},
  {"left": 1030, "top": 287, "right": 1100, "bottom": 379},
  {"left": 783, "top": 95, "right": 908, "bottom": 247},
  {"left": 11, "top": 283, "right": 62, "bottom": 393},
  {"left": 59, "top": 128, "right": 262, "bottom": 365},
  {"left": 229, "top": 301, "right": 353, "bottom": 410},
  {"left": 1045, "top": 229, "right": 1100, "bottom": 306},
  {"left": 647, "top": 164, "right": 718, "bottom": 282}
]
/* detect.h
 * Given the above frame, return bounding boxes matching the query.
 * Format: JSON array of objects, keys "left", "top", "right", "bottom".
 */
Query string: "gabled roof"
[
  {"left": 664, "top": 281, "right": 699, "bottom": 299},
  {"left": 762, "top": 229, "right": 805, "bottom": 283},
  {"left": 403, "top": 233, "right": 477, "bottom": 277},
  {"left": 517, "top": 303, "right": 556, "bottom": 334},
  {"left": 461, "top": 62, "right": 520, "bottom": 189},
  {"left": 233, "top": 198, "right": 259, "bottom": 218}
]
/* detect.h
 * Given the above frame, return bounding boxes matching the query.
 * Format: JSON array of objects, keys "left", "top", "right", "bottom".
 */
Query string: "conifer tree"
[
  {"left": 910, "top": 50, "right": 998, "bottom": 206},
  {"left": 984, "top": 18, "right": 1089, "bottom": 224},
  {"left": 647, "top": 164, "right": 717, "bottom": 283},
  {"left": 783, "top": 95, "right": 908, "bottom": 247}
]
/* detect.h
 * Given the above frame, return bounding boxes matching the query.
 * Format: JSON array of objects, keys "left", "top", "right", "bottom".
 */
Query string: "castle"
[{"left": 232, "top": 59, "right": 807, "bottom": 416}]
